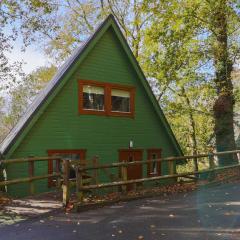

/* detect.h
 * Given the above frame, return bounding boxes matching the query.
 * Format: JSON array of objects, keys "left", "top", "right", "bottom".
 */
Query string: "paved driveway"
[{"left": 1, "top": 183, "right": 240, "bottom": 240}]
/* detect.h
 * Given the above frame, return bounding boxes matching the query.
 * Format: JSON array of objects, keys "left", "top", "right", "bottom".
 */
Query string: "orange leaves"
[{"left": 0, "top": 194, "right": 12, "bottom": 208}]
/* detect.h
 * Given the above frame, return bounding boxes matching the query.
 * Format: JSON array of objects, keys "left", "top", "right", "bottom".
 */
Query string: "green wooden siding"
[{"left": 6, "top": 27, "right": 178, "bottom": 197}]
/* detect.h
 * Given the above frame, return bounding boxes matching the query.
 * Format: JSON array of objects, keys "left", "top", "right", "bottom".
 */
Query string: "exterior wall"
[{"left": 6, "top": 27, "right": 179, "bottom": 197}]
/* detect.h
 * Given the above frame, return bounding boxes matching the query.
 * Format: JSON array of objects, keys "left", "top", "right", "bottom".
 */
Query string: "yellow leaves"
[{"left": 171, "top": 19, "right": 185, "bottom": 32}]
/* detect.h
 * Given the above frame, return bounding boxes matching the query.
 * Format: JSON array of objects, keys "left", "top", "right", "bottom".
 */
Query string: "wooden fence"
[
  {"left": 0, "top": 156, "right": 62, "bottom": 195},
  {"left": 62, "top": 150, "right": 240, "bottom": 205},
  {"left": 0, "top": 150, "right": 240, "bottom": 206}
]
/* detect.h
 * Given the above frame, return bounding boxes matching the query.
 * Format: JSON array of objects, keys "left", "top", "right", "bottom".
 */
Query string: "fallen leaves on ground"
[
  {"left": 67, "top": 168, "right": 240, "bottom": 212},
  {"left": 68, "top": 182, "right": 197, "bottom": 211},
  {"left": 0, "top": 192, "right": 12, "bottom": 209}
]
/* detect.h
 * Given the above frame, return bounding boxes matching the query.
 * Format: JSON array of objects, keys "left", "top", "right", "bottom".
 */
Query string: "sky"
[{"left": 7, "top": 41, "right": 47, "bottom": 75}]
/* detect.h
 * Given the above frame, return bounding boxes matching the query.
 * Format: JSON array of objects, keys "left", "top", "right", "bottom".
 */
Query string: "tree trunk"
[
  {"left": 181, "top": 87, "right": 199, "bottom": 172},
  {"left": 211, "top": 0, "right": 237, "bottom": 165}
]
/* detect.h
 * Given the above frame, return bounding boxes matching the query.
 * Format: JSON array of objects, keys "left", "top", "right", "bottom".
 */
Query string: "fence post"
[
  {"left": 28, "top": 156, "right": 35, "bottom": 195},
  {"left": 62, "top": 159, "right": 70, "bottom": 206},
  {"left": 208, "top": 152, "right": 215, "bottom": 181},
  {"left": 168, "top": 160, "right": 174, "bottom": 175},
  {"left": 93, "top": 156, "right": 99, "bottom": 185},
  {"left": 121, "top": 163, "right": 128, "bottom": 193},
  {"left": 76, "top": 166, "right": 84, "bottom": 203},
  {"left": 209, "top": 153, "right": 215, "bottom": 169},
  {"left": 55, "top": 158, "right": 61, "bottom": 188}
]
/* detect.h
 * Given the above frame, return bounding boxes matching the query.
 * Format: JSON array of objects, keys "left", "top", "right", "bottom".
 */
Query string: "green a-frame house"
[{"left": 0, "top": 15, "right": 183, "bottom": 197}]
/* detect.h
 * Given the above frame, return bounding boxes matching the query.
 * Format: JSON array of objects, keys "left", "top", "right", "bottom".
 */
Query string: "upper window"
[{"left": 79, "top": 80, "right": 135, "bottom": 117}]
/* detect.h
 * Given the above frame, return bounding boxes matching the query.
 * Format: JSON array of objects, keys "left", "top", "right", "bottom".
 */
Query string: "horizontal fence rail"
[
  {"left": 0, "top": 173, "right": 61, "bottom": 186},
  {"left": 77, "top": 150, "right": 240, "bottom": 172},
  {"left": 78, "top": 163, "right": 240, "bottom": 191},
  {"left": 0, "top": 156, "right": 61, "bottom": 164}
]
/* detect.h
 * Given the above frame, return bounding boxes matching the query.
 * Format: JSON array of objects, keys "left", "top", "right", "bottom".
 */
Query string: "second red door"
[{"left": 119, "top": 149, "right": 143, "bottom": 190}]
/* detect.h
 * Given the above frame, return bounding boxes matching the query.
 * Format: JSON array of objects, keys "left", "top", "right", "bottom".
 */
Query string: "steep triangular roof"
[{"left": 0, "top": 14, "right": 183, "bottom": 157}]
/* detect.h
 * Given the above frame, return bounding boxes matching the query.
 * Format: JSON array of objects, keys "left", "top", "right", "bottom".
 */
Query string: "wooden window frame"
[
  {"left": 47, "top": 149, "right": 86, "bottom": 187},
  {"left": 78, "top": 80, "right": 135, "bottom": 118},
  {"left": 147, "top": 148, "right": 162, "bottom": 177},
  {"left": 78, "top": 80, "right": 107, "bottom": 116},
  {"left": 110, "top": 83, "right": 135, "bottom": 118}
]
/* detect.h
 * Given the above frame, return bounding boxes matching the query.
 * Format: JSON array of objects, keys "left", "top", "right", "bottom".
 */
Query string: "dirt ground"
[{"left": 0, "top": 191, "right": 63, "bottom": 226}]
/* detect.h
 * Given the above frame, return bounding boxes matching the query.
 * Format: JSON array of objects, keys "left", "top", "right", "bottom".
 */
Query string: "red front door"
[{"left": 119, "top": 149, "right": 143, "bottom": 190}]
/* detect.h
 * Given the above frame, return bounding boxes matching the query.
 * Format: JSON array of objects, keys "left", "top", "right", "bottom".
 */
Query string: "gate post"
[
  {"left": 28, "top": 156, "right": 35, "bottom": 195},
  {"left": 121, "top": 163, "right": 127, "bottom": 193},
  {"left": 168, "top": 160, "right": 174, "bottom": 175},
  {"left": 62, "top": 159, "right": 70, "bottom": 206},
  {"left": 55, "top": 158, "right": 61, "bottom": 188},
  {"left": 76, "top": 166, "right": 84, "bottom": 203}
]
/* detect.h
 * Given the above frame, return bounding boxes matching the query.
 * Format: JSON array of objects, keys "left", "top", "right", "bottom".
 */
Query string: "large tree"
[
  {"left": 41, "top": 0, "right": 150, "bottom": 64},
  {"left": 0, "top": 0, "right": 58, "bottom": 92},
  {"left": 144, "top": 0, "right": 240, "bottom": 165}
]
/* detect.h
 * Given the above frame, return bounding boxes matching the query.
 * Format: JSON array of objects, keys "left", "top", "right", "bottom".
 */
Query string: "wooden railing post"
[
  {"left": 76, "top": 166, "right": 84, "bottom": 203},
  {"left": 93, "top": 156, "right": 99, "bottom": 185},
  {"left": 209, "top": 153, "right": 215, "bottom": 169},
  {"left": 168, "top": 160, "right": 174, "bottom": 175},
  {"left": 208, "top": 152, "right": 215, "bottom": 181},
  {"left": 28, "top": 156, "right": 35, "bottom": 195},
  {"left": 62, "top": 159, "right": 70, "bottom": 206},
  {"left": 55, "top": 158, "right": 61, "bottom": 188},
  {"left": 121, "top": 163, "right": 127, "bottom": 193}
]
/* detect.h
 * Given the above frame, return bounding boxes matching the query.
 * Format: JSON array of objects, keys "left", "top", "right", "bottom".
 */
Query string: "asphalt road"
[{"left": 1, "top": 183, "right": 240, "bottom": 240}]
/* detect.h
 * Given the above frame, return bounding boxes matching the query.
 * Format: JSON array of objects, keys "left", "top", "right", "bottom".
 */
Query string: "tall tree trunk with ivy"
[
  {"left": 181, "top": 87, "right": 199, "bottom": 171},
  {"left": 211, "top": 0, "right": 236, "bottom": 165}
]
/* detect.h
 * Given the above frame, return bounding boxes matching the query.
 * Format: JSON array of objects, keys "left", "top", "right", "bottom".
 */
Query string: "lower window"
[
  {"left": 147, "top": 149, "right": 162, "bottom": 177},
  {"left": 47, "top": 149, "right": 86, "bottom": 187}
]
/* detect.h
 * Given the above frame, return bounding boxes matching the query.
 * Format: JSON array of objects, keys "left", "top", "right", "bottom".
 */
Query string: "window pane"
[
  {"left": 111, "top": 89, "right": 130, "bottom": 112},
  {"left": 83, "top": 85, "right": 104, "bottom": 111}
]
